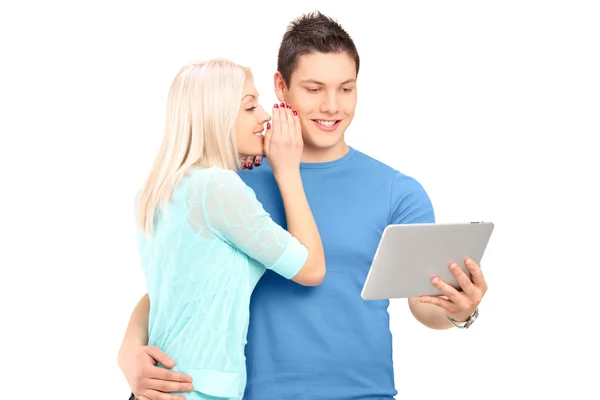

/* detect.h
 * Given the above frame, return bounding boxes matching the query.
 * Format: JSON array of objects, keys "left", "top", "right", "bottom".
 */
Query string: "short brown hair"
[{"left": 277, "top": 11, "right": 360, "bottom": 87}]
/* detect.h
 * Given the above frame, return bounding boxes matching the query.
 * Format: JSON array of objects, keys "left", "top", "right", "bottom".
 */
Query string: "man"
[{"left": 118, "top": 11, "right": 487, "bottom": 400}]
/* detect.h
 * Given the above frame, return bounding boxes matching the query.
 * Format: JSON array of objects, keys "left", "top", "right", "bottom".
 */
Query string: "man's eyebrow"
[{"left": 298, "top": 78, "right": 357, "bottom": 85}]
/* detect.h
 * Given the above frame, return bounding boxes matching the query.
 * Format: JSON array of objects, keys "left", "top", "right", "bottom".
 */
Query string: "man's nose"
[{"left": 320, "top": 92, "right": 339, "bottom": 114}]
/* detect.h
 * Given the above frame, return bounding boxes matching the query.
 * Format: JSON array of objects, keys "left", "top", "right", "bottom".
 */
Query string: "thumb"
[{"left": 144, "top": 346, "right": 176, "bottom": 368}]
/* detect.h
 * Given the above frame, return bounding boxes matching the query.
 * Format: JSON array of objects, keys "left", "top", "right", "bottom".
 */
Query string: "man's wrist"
[
  {"left": 446, "top": 308, "right": 479, "bottom": 329},
  {"left": 447, "top": 309, "right": 474, "bottom": 323}
]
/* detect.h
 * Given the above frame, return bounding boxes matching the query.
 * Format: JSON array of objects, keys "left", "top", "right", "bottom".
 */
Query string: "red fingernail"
[
  {"left": 293, "top": 110, "right": 297, "bottom": 116},
  {"left": 280, "top": 102, "right": 285, "bottom": 107},
  {"left": 286, "top": 103, "right": 291, "bottom": 109},
  {"left": 255, "top": 159, "right": 261, "bottom": 166},
  {"left": 274, "top": 103, "right": 278, "bottom": 108},
  {"left": 267, "top": 122, "right": 271, "bottom": 129}
]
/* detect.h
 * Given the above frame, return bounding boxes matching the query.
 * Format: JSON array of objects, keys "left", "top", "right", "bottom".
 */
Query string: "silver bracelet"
[{"left": 446, "top": 308, "right": 479, "bottom": 329}]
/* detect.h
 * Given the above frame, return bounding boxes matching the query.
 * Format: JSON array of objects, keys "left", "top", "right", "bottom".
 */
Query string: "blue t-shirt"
[{"left": 238, "top": 147, "right": 435, "bottom": 400}]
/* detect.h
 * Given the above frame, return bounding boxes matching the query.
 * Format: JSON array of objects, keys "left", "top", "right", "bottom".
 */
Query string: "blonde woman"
[{"left": 133, "top": 59, "right": 326, "bottom": 400}]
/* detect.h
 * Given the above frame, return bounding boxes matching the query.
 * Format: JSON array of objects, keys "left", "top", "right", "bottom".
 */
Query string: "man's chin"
[{"left": 305, "top": 131, "right": 345, "bottom": 149}]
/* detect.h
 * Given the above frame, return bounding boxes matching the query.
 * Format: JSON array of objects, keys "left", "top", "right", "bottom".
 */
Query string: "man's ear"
[{"left": 273, "top": 72, "right": 286, "bottom": 102}]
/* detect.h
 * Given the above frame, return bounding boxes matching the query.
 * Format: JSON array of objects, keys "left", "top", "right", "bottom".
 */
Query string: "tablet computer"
[{"left": 361, "top": 222, "right": 494, "bottom": 300}]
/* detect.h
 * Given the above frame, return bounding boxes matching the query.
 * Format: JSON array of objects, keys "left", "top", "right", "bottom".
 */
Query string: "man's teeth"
[{"left": 316, "top": 120, "right": 336, "bottom": 127}]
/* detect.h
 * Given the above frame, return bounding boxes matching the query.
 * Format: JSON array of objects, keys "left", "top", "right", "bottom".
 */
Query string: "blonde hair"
[{"left": 136, "top": 58, "right": 253, "bottom": 236}]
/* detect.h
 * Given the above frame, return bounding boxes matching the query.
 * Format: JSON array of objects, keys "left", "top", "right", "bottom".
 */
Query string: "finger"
[
  {"left": 244, "top": 155, "right": 254, "bottom": 170},
  {"left": 285, "top": 103, "right": 297, "bottom": 142},
  {"left": 254, "top": 155, "right": 262, "bottom": 167},
  {"left": 431, "top": 276, "right": 464, "bottom": 305},
  {"left": 449, "top": 262, "right": 476, "bottom": 297},
  {"left": 138, "top": 389, "right": 186, "bottom": 400},
  {"left": 147, "top": 364, "right": 192, "bottom": 383},
  {"left": 144, "top": 346, "right": 176, "bottom": 369},
  {"left": 278, "top": 102, "right": 289, "bottom": 138},
  {"left": 465, "top": 257, "right": 487, "bottom": 290},
  {"left": 419, "top": 295, "right": 455, "bottom": 313},
  {"left": 146, "top": 378, "right": 194, "bottom": 394},
  {"left": 292, "top": 108, "right": 302, "bottom": 142},
  {"left": 271, "top": 103, "right": 282, "bottom": 138},
  {"left": 263, "top": 122, "right": 272, "bottom": 156}
]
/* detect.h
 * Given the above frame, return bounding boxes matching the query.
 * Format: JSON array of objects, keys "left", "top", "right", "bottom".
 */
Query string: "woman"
[{"left": 134, "top": 59, "right": 326, "bottom": 400}]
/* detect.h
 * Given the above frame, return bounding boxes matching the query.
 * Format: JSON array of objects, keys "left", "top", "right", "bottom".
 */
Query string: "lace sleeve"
[{"left": 187, "top": 168, "right": 308, "bottom": 279}]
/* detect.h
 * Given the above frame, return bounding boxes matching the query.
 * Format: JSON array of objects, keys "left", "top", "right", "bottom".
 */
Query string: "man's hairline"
[{"left": 279, "top": 49, "right": 359, "bottom": 87}]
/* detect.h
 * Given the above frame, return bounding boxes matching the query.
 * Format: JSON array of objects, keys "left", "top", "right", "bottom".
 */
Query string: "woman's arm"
[
  {"left": 191, "top": 167, "right": 325, "bottom": 286},
  {"left": 275, "top": 169, "right": 325, "bottom": 285}
]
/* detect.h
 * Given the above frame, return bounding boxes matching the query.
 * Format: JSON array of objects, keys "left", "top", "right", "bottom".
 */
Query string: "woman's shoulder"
[
  {"left": 188, "top": 166, "right": 244, "bottom": 187},
  {"left": 187, "top": 166, "right": 237, "bottom": 179},
  {"left": 185, "top": 166, "right": 250, "bottom": 199}
]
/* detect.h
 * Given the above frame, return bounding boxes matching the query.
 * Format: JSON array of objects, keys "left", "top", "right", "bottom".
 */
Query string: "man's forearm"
[
  {"left": 118, "top": 294, "right": 150, "bottom": 362},
  {"left": 408, "top": 298, "right": 455, "bottom": 330}
]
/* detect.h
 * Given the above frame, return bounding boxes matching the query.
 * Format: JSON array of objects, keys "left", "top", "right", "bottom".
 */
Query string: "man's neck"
[{"left": 300, "top": 142, "right": 351, "bottom": 164}]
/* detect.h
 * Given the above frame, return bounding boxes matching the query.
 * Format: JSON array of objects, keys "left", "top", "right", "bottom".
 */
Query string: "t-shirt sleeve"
[
  {"left": 389, "top": 172, "right": 435, "bottom": 224},
  {"left": 187, "top": 169, "right": 308, "bottom": 279}
]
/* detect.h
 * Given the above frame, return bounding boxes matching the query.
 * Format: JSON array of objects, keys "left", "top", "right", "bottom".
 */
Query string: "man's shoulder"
[
  {"left": 350, "top": 147, "right": 394, "bottom": 169},
  {"left": 350, "top": 147, "right": 418, "bottom": 182},
  {"left": 351, "top": 147, "right": 430, "bottom": 198}
]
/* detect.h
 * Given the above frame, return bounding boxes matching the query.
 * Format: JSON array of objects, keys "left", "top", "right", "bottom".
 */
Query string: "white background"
[{"left": 1, "top": 1, "right": 598, "bottom": 399}]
